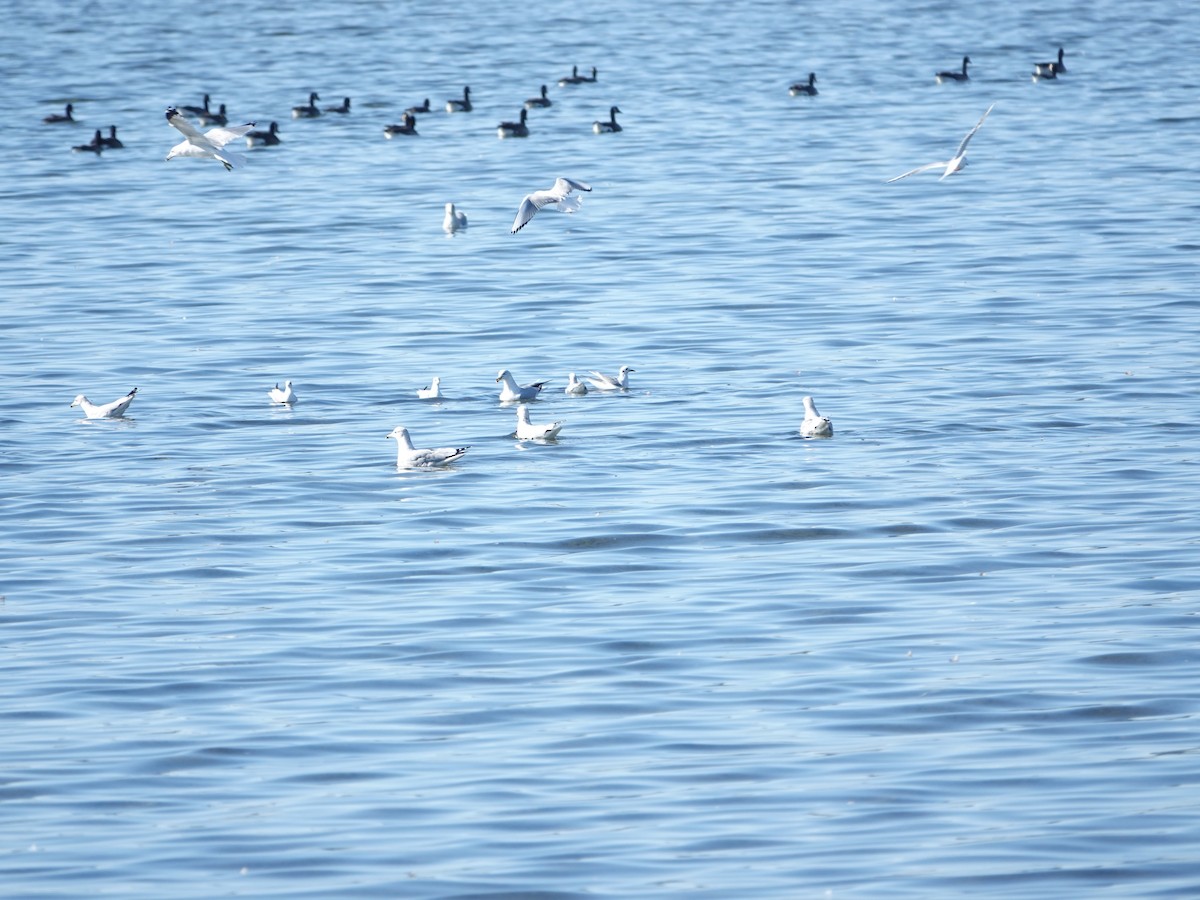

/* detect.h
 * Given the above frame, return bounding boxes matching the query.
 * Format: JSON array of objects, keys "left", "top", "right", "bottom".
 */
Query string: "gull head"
[{"left": 496, "top": 369, "right": 510, "bottom": 383}]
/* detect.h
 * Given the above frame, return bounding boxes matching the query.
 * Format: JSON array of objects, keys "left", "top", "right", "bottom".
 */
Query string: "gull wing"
[
  {"left": 204, "top": 122, "right": 256, "bottom": 149},
  {"left": 886, "top": 160, "right": 948, "bottom": 183},
  {"left": 166, "top": 108, "right": 205, "bottom": 141},
  {"left": 553, "top": 177, "right": 592, "bottom": 196},
  {"left": 955, "top": 103, "right": 994, "bottom": 158}
]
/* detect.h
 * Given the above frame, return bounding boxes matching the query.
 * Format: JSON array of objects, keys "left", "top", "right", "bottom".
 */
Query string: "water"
[{"left": 3, "top": 0, "right": 1199, "bottom": 896}]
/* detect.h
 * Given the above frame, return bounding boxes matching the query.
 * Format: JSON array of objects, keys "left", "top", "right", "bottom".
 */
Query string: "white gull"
[
  {"left": 886, "top": 103, "right": 994, "bottom": 183},
  {"left": 496, "top": 369, "right": 547, "bottom": 402},
  {"left": 268, "top": 380, "right": 297, "bottom": 404},
  {"left": 800, "top": 395, "right": 833, "bottom": 438},
  {"left": 164, "top": 107, "right": 255, "bottom": 171},
  {"left": 510, "top": 177, "right": 592, "bottom": 234},
  {"left": 565, "top": 372, "right": 588, "bottom": 395},
  {"left": 443, "top": 203, "right": 467, "bottom": 233},
  {"left": 417, "top": 377, "right": 442, "bottom": 399},
  {"left": 516, "top": 404, "right": 563, "bottom": 440},
  {"left": 586, "top": 365, "right": 634, "bottom": 391},
  {"left": 387, "top": 426, "right": 468, "bottom": 468},
  {"left": 71, "top": 387, "right": 137, "bottom": 419}
]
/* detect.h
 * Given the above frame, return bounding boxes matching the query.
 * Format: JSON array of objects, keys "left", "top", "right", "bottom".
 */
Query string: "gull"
[
  {"left": 164, "top": 107, "right": 256, "bottom": 171},
  {"left": 496, "top": 369, "right": 547, "bottom": 402},
  {"left": 1034, "top": 47, "right": 1066, "bottom": 77},
  {"left": 387, "top": 426, "right": 468, "bottom": 468},
  {"left": 516, "top": 404, "right": 563, "bottom": 440},
  {"left": 800, "top": 395, "right": 833, "bottom": 438},
  {"left": 268, "top": 380, "right": 297, "bottom": 403},
  {"left": 525, "top": 85, "right": 552, "bottom": 109},
  {"left": 71, "top": 387, "right": 137, "bottom": 419},
  {"left": 510, "top": 177, "right": 592, "bottom": 234},
  {"left": 936, "top": 56, "right": 971, "bottom": 83},
  {"left": 565, "top": 372, "right": 588, "bottom": 395},
  {"left": 593, "top": 106, "right": 622, "bottom": 133},
  {"left": 587, "top": 365, "right": 634, "bottom": 390},
  {"left": 245, "top": 122, "right": 282, "bottom": 146},
  {"left": 789, "top": 73, "right": 818, "bottom": 96},
  {"left": 886, "top": 103, "right": 994, "bottom": 183},
  {"left": 443, "top": 202, "right": 467, "bottom": 233},
  {"left": 292, "top": 92, "right": 321, "bottom": 118},
  {"left": 417, "top": 376, "right": 442, "bottom": 399}
]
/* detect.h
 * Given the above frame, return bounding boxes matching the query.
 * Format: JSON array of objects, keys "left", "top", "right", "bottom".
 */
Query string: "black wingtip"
[{"left": 164, "top": 107, "right": 179, "bottom": 119}]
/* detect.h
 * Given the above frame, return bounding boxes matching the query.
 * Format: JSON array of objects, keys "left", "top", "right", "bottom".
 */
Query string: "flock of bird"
[
  {"left": 58, "top": 45, "right": 1070, "bottom": 459},
  {"left": 69, "top": 365, "right": 834, "bottom": 468}
]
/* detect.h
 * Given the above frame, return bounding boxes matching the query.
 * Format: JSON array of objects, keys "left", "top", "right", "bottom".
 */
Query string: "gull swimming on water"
[
  {"left": 496, "top": 369, "right": 547, "bottom": 402},
  {"left": 417, "top": 377, "right": 442, "bottom": 399},
  {"left": 800, "top": 395, "right": 833, "bottom": 438},
  {"left": 510, "top": 177, "right": 592, "bottom": 234},
  {"left": 71, "top": 387, "right": 137, "bottom": 419},
  {"left": 268, "top": 380, "right": 297, "bottom": 403},
  {"left": 443, "top": 203, "right": 467, "bottom": 233},
  {"left": 886, "top": 103, "right": 994, "bottom": 183},
  {"left": 387, "top": 426, "right": 468, "bottom": 468},
  {"left": 164, "top": 107, "right": 256, "bottom": 170},
  {"left": 565, "top": 372, "right": 588, "bottom": 395},
  {"left": 587, "top": 365, "right": 634, "bottom": 390},
  {"left": 515, "top": 404, "right": 563, "bottom": 440}
]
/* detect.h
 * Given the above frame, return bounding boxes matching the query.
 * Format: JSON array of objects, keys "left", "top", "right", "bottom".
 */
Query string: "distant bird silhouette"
[
  {"left": 887, "top": 103, "right": 994, "bottom": 183},
  {"left": 383, "top": 113, "right": 418, "bottom": 137},
  {"left": 99, "top": 125, "right": 124, "bottom": 148},
  {"left": 43, "top": 103, "right": 75, "bottom": 123},
  {"left": 498, "top": 108, "right": 530, "bottom": 138},
  {"left": 291, "top": 92, "right": 321, "bottom": 118},
  {"left": 180, "top": 94, "right": 212, "bottom": 116},
  {"left": 446, "top": 86, "right": 472, "bottom": 112},
  {"left": 525, "top": 85, "right": 552, "bottom": 109},
  {"left": 245, "top": 122, "right": 282, "bottom": 147},
  {"left": 72, "top": 129, "right": 104, "bottom": 154},
  {"left": 198, "top": 103, "right": 227, "bottom": 126},
  {"left": 324, "top": 96, "right": 351, "bottom": 113},
  {"left": 1034, "top": 47, "right": 1066, "bottom": 77},
  {"left": 593, "top": 106, "right": 622, "bottom": 133},
  {"left": 936, "top": 56, "right": 971, "bottom": 83},
  {"left": 405, "top": 98, "right": 432, "bottom": 115},
  {"left": 789, "top": 73, "right": 818, "bottom": 96}
]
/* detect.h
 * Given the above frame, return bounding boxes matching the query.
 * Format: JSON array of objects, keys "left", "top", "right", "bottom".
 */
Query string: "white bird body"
[
  {"left": 510, "top": 177, "right": 592, "bottom": 233},
  {"left": 417, "top": 377, "right": 442, "bottom": 399},
  {"left": 516, "top": 404, "right": 563, "bottom": 440},
  {"left": 164, "top": 107, "right": 255, "bottom": 170},
  {"left": 387, "top": 426, "right": 468, "bottom": 468},
  {"left": 886, "top": 103, "right": 994, "bottom": 183},
  {"left": 565, "top": 372, "right": 588, "bottom": 395},
  {"left": 268, "top": 380, "right": 296, "bottom": 403},
  {"left": 586, "top": 365, "right": 633, "bottom": 391},
  {"left": 71, "top": 387, "right": 137, "bottom": 419},
  {"left": 443, "top": 203, "right": 467, "bottom": 233},
  {"left": 496, "top": 369, "right": 547, "bottom": 402},
  {"left": 800, "top": 395, "right": 833, "bottom": 437}
]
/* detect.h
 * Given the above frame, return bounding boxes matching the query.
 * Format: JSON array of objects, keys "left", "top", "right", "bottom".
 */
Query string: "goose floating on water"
[
  {"left": 1034, "top": 47, "right": 1066, "bottom": 77},
  {"left": 789, "top": 73, "right": 818, "bottom": 96},
  {"left": 72, "top": 129, "right": 104, "bottom": 154},
  {"left": 498, "top": 108, "right": 529, "bottom": 138},
  {"left": 198, "top": 103, "right": 227, "bottom": 127},
  {"left": 446, "top": 86, "right": 472, "bottom": 113},
  {"left": 525, "top": 85, "right": 552, "bottom": 109},
  {"left": 936, "top": 56, "right": 971, "bottom": 83},
  {"left": 180, "top": 94, "right": 211, "bottom": 116},
  {"left": 324, "top": 96, "right": 351, "bottom": 113},
  {"left": 383, "top": 113, "right": 418, "bottom": 137},
  {"left": 71, "top": 387, "right": 137, "bottom": 419},
  {"left": 246, "top": 122, "right": 282, "bottom": 146},
  {"left": 43, "top": 103, "right": 75, "bottom": 124},
  {"left": 292, "top": 92, "right": 321, "bottom": 118},
  {"left": 593, "top": 106, "right": 622, "bottom": 133},
  {"left": 99, "top": 125, "right": 124, "bottom": 148},
  {"left": 405, "top": 98, "right": 431, "bottom": 115}
]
